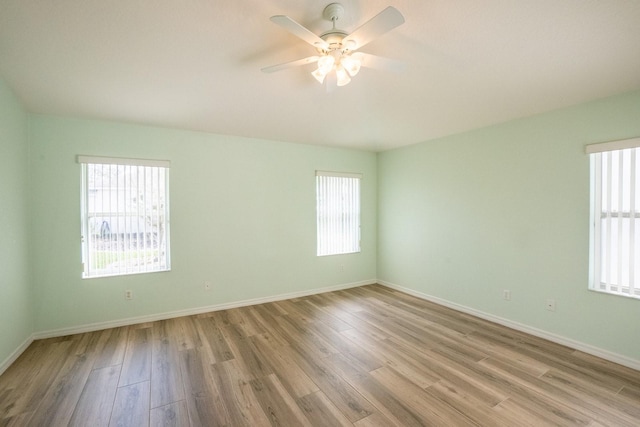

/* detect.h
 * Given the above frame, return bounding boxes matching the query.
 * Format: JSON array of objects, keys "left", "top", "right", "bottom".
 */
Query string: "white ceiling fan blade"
[
  {"left": 343, "top": 6, "right": 405, "bottom": 50},
  {"left": 261, "top": 56, "right": 320, "bottom": 73},
  {"left": 354, "top": 52, "right": 406, "bottom": 73},
  {"left": 270, "top": 15, "right": 329, "bottom": 50}
]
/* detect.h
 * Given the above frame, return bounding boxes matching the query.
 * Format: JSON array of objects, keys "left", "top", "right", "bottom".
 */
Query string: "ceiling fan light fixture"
[
  {"left": 317, "top": 55, "right": 335, "bottom": 74},
  {"left": 335, "top": 65, "right": 351, "bottom": 86},
  {"left": 341, "top": 55, "right": 361, "bottom": 77},
  {"left": 312, "top": 68, "right": 327, "bottom": 83}
]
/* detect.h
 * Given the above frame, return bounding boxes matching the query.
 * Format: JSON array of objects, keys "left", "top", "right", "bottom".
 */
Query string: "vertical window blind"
[
  {"left": 78, "top": 156, "right": 171, "bottom": 278},
  {"left": 587, "top": 138, "right": 640, "bottom": 299},
  {"left": 316, "top": 171, "right": 361, "bottom": 256}
]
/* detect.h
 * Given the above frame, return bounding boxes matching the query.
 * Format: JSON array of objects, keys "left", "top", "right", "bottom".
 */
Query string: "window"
[
  {"left": 316, "top": 171, "right": 361, "bottom": 256},
  {"left": 78, "top": 156, "right": 171, "bottom": 278},
  {"left": 587, "top": 138, "right": 640, "bottom": 299}
]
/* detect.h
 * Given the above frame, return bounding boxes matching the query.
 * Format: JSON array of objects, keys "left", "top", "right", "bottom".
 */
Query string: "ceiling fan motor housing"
[{"left": 318, "top": 30, "right": 350, "bottom": 53}]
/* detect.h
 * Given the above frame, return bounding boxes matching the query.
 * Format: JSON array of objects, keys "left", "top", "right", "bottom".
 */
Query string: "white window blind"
[
  {"left": 316, "top": 171, "right": 361, "bottom": 256},
  {"left": 587, "top": 138, "right": 640, "bottom": 299},
  {"left": 78, "top": 156, "right": 171, "bottom": 278}
]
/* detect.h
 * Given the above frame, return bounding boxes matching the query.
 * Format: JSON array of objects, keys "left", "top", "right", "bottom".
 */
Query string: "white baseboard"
[
  {"left": 0, "top": 335, "right": 35, "bottom": 377},
  {"left": 378, "top": 280, "right": 640, "bottom": 372},
  {"left": 33, "top": 279, "right": 376, "bottom": 340}
]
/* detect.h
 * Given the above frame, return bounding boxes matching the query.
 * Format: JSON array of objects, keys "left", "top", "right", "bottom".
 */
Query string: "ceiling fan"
[{"left": 261, "top": 3, "right": 405, "bottom": 87}]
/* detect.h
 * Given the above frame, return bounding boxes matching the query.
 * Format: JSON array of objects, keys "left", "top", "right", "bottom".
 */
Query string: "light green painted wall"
[
  {"left": 29, "top": 116, "right": 377, "bottom": 332},
  {"left": 0, "top": 80, "right": 32, "bottom": 365},
  {"left": 378, "top": 90, "right": 640, "bottom": 361},
  {"left": 6, "top": 79, "right": 640, "bottom": 365}
]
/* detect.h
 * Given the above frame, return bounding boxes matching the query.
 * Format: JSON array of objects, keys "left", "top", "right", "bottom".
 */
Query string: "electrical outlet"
[
  {"left": 503, "top": 290, "right": 511, "bottom": 301},
  {"left": 125, "top": 290, "right": 133, "bottom": 300},
  {"left": 339, "top": 264, "right": 345, "bottom": 272},
  {"left": 546, "top": 298, "right": 556, "bottom": 311},
  {"left": 204, "top": 281, "right": 211, "bottom": 291}
]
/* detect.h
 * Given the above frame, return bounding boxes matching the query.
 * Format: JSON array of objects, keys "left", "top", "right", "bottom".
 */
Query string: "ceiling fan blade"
[
  {"left": 270, "top": 15, "right": 329, "bottom": 50},
  {"left": 354, "top": 52, "right": 406, "bottom": 73},
  {"left": 261, "top": 56, "right": 320, "bottom": 73},
  {"left": 343, "top": 6, "right": 405, "bottom": 50}
]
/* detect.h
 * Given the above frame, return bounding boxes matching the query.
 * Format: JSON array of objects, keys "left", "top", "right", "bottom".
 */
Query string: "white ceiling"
[{"left": 1, "top": 0, "right": 640, "bottom": 151}]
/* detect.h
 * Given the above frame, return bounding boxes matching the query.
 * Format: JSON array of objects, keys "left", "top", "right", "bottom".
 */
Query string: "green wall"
[
  {"left": 377, "top": 90, "right": 640, "bottom": 362},
  {"left": 0, "top": 80, "right": 32, "bottom": 366},
  {"left": 29, "top": 116, "right": 377, "bottom": 332},
  {"left": 3, "top": 76, "right": 639, "bottom": 369}
]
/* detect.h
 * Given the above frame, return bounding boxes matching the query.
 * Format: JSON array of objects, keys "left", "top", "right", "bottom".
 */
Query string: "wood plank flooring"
[{"left": 1, "top": 284, "right": 639, "bottom": 426}]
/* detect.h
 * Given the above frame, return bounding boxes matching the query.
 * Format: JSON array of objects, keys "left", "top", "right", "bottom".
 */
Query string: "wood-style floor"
[{"left": 1, "top": 284, "right": 639, "bottom": 426}]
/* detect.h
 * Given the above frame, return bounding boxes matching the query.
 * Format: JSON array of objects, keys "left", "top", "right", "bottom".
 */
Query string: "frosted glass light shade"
[
  {"left": 317, "top": 55, "right": 335, "bottom": 74},
  {"left": 335, "top": 65, "right": 351, "bottom": 86},
  {"left": 312, "top": 68, "right": 327, "bottom": 83},
  {"left": 341, "top": 56, "right": 361, "bottom": 77}
]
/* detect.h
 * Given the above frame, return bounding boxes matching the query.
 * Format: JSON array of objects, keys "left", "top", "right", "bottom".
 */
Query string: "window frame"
[
  {"left": 587, "top": 138, "right": 640, "bottom": 299},
  {"left": 78, "top": 155, "right": 171, "bottom": 279},
  {"left": 316, "top": 170, "right": 362, "bottom": 257}
]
